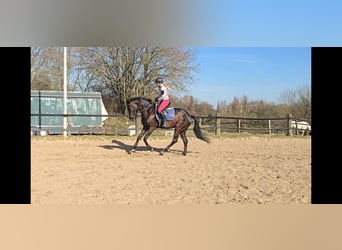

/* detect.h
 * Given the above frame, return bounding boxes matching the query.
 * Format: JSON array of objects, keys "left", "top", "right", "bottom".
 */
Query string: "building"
[{"left": 31, "top": 90, "right": 108, "bottom": 135}]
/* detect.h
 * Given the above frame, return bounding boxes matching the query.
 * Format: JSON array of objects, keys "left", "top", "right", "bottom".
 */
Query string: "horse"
[{"left": 126, "top": 96, "right": 210, "bottom": 155}]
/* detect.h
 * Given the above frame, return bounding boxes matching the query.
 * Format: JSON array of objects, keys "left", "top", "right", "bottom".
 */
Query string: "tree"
[
  {"left": 31, "top": 47, "right": 75, "bottom": 91},
  {"left": 278, "top": 88, "right": 297, "bottom": 115},
  {"left": 230, "top": 96, "right": 240, "bottom": 115},
  {"left": 31, "top": 47, "right": 198, "bottom": 114},
  {"left": 278, "top": 84, "right": 311, "bottom": 121},
  {"left": 77, "top": 47, "right": 198, "bottom": 114},
  {"left": 296, "top": 84, "right": 311, "bottom": 121}
]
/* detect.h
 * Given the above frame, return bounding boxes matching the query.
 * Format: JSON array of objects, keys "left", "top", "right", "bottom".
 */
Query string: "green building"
[{"left": 31, "top": 90, "right": 108, "bottom": 134}]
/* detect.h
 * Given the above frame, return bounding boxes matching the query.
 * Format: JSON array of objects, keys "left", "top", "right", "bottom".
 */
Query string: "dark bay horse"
[{"left": 126, "top": 97, "right": 210, "bottom": 155}]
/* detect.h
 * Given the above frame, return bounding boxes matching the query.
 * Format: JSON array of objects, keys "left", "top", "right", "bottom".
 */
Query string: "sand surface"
[{"left": 31, "top": 135, "right": 311, "bottom": 204}]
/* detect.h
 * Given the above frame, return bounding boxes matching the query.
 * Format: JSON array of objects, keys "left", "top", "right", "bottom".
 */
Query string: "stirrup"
[
  {"left": 158, "top": 118, "right": 165, "bottom": 128},
  {"left": 157, "top": 119, "right": 161, "bottom": 128}
]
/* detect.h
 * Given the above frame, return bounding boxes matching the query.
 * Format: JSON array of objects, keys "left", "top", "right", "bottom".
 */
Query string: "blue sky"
[
  {"left": 187, "top": 47, "right": 311, "bottom": 106},
  {"left": 21, "top": 0, "right": 340, "bottom": 107},
  {"left": 196, "top": 0, "right": 342, "bottom": 46},
  {"left": 178, "top": 0, "right": 342, "bottom": 106}
]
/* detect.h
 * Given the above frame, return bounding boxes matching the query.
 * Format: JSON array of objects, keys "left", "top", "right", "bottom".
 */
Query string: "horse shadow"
[
  {"left": 98, "top": 139, "right": 135, "bottom": 152},
  {"left": 99, "top": 139, "right": 188, "bottom": 154}
]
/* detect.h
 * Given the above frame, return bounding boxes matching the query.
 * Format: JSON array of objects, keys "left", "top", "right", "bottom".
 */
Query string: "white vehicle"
[{"left": 291, "top": 121, "right": 311, "bottom": 136}]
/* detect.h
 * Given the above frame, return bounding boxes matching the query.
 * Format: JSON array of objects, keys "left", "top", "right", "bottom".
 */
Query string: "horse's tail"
[{"left": 191, "top": 115, "right": 210, "bottom": 143}]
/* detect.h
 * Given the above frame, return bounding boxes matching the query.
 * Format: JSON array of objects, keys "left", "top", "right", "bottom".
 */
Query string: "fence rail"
[{"left": 30, "top": 113, "right": 311, "bottom": 136}]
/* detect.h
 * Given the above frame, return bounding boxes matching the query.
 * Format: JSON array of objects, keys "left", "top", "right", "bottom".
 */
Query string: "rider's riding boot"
[
  {"left": 158, "top": 113, "right": 164, "bottom": 128},
  {"left": 160, "top": 117, "right": 165, "bottom": 128}
]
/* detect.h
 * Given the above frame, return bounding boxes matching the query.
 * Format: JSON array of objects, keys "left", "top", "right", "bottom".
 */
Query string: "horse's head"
[
  {"left": 127, "top": 100, "right": 139, "bottom": 121},
  {"left": 126, "top": 97, "right": 153, "bottom": 121}
]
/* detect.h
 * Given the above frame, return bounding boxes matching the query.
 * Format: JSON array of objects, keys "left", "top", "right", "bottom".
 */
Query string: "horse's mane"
[{"left": 128, "top": 96, "right": 153, "bottom": 104}]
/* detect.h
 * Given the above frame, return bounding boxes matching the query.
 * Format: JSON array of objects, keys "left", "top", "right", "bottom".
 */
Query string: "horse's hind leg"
[
  {"left": 180, "top": 132, "right": 188, "bottom": 156},
  {"left": 160, "top": 131, "right": 180, "bottom": 155}
]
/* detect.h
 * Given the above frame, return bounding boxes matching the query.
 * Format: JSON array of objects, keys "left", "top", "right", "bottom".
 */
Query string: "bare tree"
[
  {"left": 31, "top": 47, "right": 73, "bottom": 91},
  {"left": 296, "top": 84, "right": 311, "bottom": 121},
  {"left": 31, "top": 47, "right": 198, "bottom": 114},
  {"left": 230, "top": 96, "right": 240, "bottom": 115},
  {"left": 278, "top": 84, "right": 311, "bottom": 121},
  {"left": 77, "top": 47, "right": 197, "bottom": 114},
  {"left": 278, "top": 88, "right": 297, "bottom": 115}
]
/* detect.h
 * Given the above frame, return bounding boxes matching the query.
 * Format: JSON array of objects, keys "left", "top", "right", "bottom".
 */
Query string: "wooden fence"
[
  {"left": 198, "top": 113, "right": 311, "bottom": 136},
  {"left": 31, "top": 113, "right": 311, "bottom": 137}
]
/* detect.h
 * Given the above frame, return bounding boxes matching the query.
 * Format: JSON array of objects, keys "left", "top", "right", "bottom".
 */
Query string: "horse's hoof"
[
  {"left": 128, "top": 149, "right": 135, "bottom": 154},
  {"left": 159, "top": 150, "right": 165, "bottom": 155}
]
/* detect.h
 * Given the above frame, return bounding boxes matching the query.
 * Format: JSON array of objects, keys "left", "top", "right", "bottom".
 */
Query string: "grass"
[{"left": 102, "top": 116, "right": 133, "bottom": 128}]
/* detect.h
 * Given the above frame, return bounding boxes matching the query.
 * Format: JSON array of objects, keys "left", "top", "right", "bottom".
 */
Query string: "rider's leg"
[{"left": 157, "top": 100, "right": 170, "bottom": 127}]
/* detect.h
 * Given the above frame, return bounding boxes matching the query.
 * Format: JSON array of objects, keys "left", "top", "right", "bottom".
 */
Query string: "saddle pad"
[{"left": 164, "top": 107, "right": 175, "bottom": 120}]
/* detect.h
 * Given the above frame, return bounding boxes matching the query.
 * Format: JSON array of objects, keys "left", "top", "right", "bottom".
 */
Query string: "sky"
[
  {"left": 3, "top": 0, "right": 342, "bottom": 47},
  {"left": 8, "top": 0, "right": 340, "bottom": 107},
  {"left": 196, "top": 0, "right": 342, "bottom": 47},
  {"left": 187, "top": 47, "right": 311, "bottom": 106},
  {"left": 178, "top": 0, "right": 342, "bottom": 106}
]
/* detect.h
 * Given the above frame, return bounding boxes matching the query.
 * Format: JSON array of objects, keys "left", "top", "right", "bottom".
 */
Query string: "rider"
[{"left": 154, "top": 77, "right": 170, "bottom": 128}]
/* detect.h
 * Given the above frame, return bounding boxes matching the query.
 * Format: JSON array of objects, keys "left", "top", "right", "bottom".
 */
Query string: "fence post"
[
  {"left": 67, "top": 112, "right": 72, "bottom": 136},
  {"left": 268, "top": 119, "right": 272, "bottom": 134},
  {"left": 237, "top": 119, "right": 241, "bottom": 133},
  {"left": 287, "top": 114, "right": 293, "bottom": 136},
  {"left": 215, "top": 113, "right": 221, "bottom": 136}
]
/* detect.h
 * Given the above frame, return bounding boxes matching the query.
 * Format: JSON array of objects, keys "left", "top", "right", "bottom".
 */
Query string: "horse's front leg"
[
  {"left": 128, "top": 129, "right": 146, "bottom": 154},
  {"left": 143, "top": 129, "right": 154, "bottom": 151}
]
